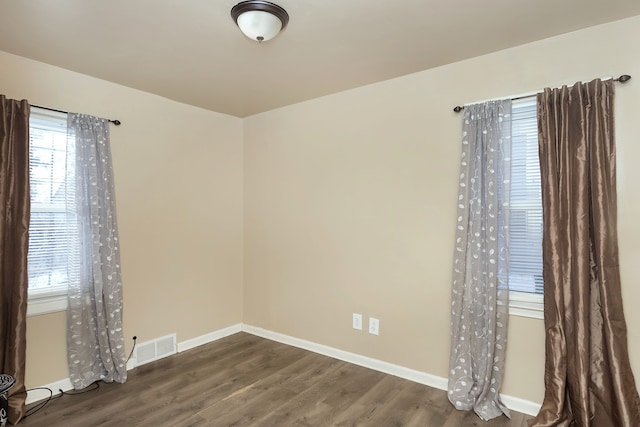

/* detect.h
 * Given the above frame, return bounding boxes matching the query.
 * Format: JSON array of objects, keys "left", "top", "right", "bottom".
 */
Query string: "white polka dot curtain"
[
  {"left": 66, "top": 114, "right": 127, "bottom": 390},
  {"left": 448, "top": 100, "right": 511, "bottom": 421}
]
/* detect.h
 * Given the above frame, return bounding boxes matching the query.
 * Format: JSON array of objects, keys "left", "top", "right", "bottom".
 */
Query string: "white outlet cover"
[
  {"left": 369, "top": 317, "right": 379, "bottom": 335},
  {"left": 352, "top": 313, "right": 363, "bottom": 330}
]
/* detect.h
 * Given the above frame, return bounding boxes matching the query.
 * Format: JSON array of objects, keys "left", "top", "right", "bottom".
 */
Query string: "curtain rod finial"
[
  {"left": 616, "top": 75, "right": 631, "bottom": 83},
  {"left": 453, "top": 106, "right": 464, "bottom": 113}
]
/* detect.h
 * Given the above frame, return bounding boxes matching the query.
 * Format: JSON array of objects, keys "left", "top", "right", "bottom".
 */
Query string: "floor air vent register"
[{"left": 134, "top": 333, "right": 177, "bottom": 366}]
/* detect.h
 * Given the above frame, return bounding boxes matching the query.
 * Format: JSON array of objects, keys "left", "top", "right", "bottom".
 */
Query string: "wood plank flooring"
[{"left": 20, "top": 333, "right": 532, "bottom": 426}]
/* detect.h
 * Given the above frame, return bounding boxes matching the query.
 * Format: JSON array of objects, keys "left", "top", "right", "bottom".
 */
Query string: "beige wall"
[
  {"left": 243, "top": 15, "right": 640, "bottom": 404},
  {"left": 0, "top": 50, "right": 245, "bottom": 387}
]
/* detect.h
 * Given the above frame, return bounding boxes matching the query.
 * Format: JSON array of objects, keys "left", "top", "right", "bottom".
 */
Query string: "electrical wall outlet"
[
  {"left": 352, "top": 313, "right": 363, "bottom": 330},
  {"left": 369, "top": 317, "right": 379, "bottom": 335}
]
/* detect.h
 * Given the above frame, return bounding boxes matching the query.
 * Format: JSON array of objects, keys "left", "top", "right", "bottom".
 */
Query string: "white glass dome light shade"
[
  {"left": 236, "top": 10, "right": 282, "bottom": 42},
  {"left": 231, "top": 1, "right": 289, "bottom": 43}
]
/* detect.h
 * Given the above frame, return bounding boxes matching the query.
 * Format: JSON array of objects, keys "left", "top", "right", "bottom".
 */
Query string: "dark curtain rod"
[
  {"left": 31, "top": 104, "right": 121, "bottom": 125},
  {"left": 452, "top": 74, "right": 632, "bottom": 113}
]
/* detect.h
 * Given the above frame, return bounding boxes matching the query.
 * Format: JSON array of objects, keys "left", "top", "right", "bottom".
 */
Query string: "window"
[
  {"left": 506, "top": 98, "right": 544, "bottom": 318},
  {"left": 27, "top": 108, "right": 75, "bottom": 316}
]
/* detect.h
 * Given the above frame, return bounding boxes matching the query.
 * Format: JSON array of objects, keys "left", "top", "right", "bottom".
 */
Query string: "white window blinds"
[
  {"left": 28, "top": 108, "right": 74, "bottom": 298},
  {"left": 508, "top": 98, "right": 544, "bottom": 301}
]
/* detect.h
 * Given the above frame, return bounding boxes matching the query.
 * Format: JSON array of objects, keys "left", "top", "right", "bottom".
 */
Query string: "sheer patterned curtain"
[
  {"left": 66, "top": 114, "right": 127, "bottom": 389},
  {"left": 448, "top": 100, "right": 511, "bottom": 421},
  {"left": 0, "top": 96, "right": 29, "bottom": 424},
  {"left": 530, "top": 79, "right": 640, "bottom": 427}
]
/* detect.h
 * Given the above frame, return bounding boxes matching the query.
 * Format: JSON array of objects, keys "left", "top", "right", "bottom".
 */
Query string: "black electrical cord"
[
  {"left": 20, "top": 387, "right": 58, "bottom": 418},
  {"left": 126, "top": 335, "right": 137, "bottom": 364},
  {"left": 22, "top": 382, "right": 101, "bottom": 418},
  {"left": 58, "top": 382, "right": 100, "bottom": 397}
]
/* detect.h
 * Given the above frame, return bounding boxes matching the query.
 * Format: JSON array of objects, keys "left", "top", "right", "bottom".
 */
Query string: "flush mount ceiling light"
[{"left": 231, "top": 1, "right": 289, "bottom": 42}]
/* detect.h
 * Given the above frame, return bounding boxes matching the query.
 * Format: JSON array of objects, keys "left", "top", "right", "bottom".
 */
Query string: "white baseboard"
[
  {"left": 26, "top": 378, "right": 73, "bottom": 405},
  {"left": 177, "top": 323, "right": 243, "bottom": 353},
  {"left": 501, "top": 395, "right": 542, "bottom": 418},
  {"left": 242, "top": 324, "right": 448, "bottom": 389},
  {"left": 241, "top": 324, "right": 541, "bottom": 417}
]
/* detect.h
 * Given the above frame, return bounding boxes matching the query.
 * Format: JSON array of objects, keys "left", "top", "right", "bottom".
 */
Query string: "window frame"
[
  {"left": 27, "top": 288, "right": 68, "bottom": 316},
  {"left": 509, "top": 290, "right": 543, "bottom": 319}
]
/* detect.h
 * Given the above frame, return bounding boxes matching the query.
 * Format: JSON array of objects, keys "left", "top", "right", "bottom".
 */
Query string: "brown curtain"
[
  {"left": 0, "top": 95, "right": 30, "bottom": 425},
  {"left": 530, "top": 79, "right": 640, "bottom": 427}
]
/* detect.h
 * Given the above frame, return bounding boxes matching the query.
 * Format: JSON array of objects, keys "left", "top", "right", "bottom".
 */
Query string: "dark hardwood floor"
[{"left": 20, "top": 333, "right": 532, "bottom": 426}]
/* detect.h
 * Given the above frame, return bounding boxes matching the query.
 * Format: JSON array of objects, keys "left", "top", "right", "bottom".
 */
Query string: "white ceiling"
[{"left": 1, "top": 1, "right": 639, "bottom": 118}]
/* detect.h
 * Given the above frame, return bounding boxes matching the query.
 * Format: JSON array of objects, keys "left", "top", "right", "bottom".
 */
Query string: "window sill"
[
  {"left": 27, "top": 291, "right": 68, "bottom": 317},
  {"left": 508, "top": 291, "right": 544, "bottom": 320}
]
